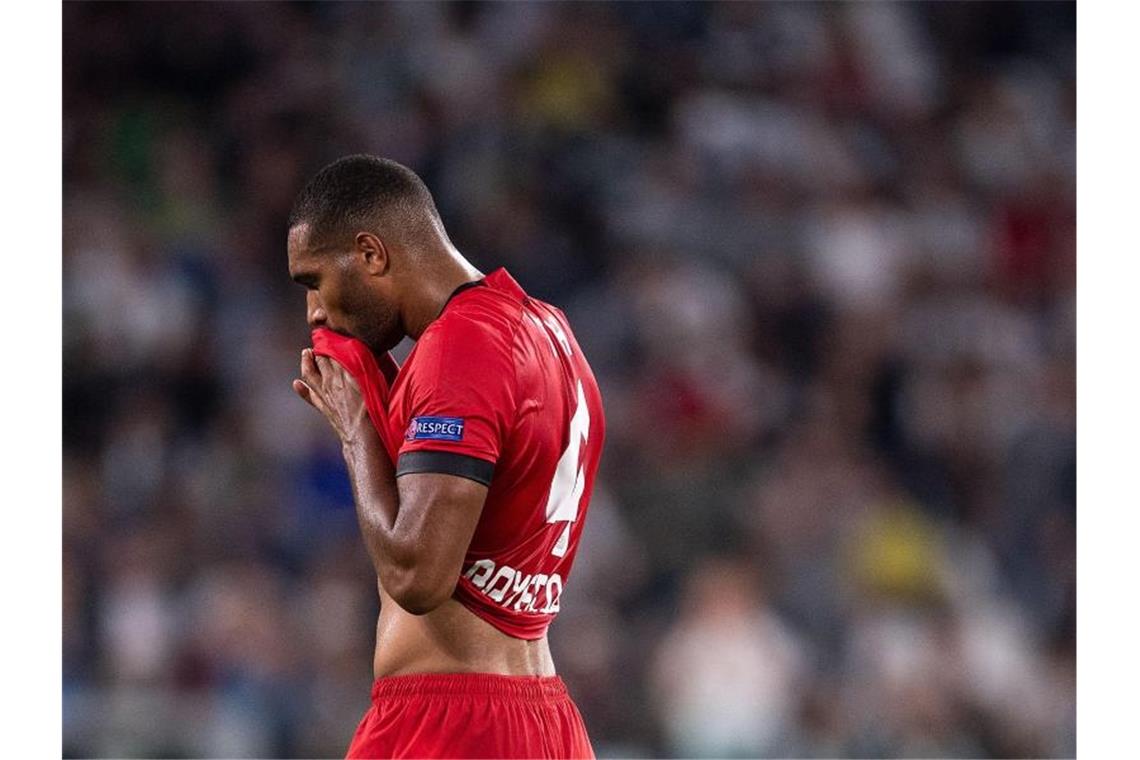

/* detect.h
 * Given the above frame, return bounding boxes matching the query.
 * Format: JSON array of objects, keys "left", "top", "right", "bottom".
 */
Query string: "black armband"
[{"left": 395, "top": 451, "right": 495, "bottom": 487}]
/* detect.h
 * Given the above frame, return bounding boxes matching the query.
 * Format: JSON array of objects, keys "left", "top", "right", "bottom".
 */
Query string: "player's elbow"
[{"left": 388, "top": 571, "right": 456, "bottom": 616}]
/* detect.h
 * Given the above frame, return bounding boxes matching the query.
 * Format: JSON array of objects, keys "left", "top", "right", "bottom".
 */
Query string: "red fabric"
[
  {"left": 311, "top": 327, "right": 401, "bottom": 461},
  {"left": 386, "top": 269, "right": 606, "bottom": 640},
  {"left": 344, "top": 672, "right": 595, "bottom": 759}
]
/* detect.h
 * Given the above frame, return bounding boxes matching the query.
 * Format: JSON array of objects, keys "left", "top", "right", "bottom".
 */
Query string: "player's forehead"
[{"left": 287, "top": 223, "right": 320, "bottom": 273}]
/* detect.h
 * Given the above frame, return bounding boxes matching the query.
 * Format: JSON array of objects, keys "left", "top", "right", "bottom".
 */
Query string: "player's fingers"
[
  {"left": 312, "top": 354, "right": 334, "bottom": 392},
  {"left": 301, "top": 349, "right": 322, "bottom": 386},
  {"left": 315, "top": 354, "right": 352, "bottom": 393},
  {"left": 316, "top": 354, "right": 358, "bottom": 393},
  {"left": 315, "top": 353, "right": 343, "bottom": 380},
  {"left": 292, "top": 378, "right": 312, "bottom": 404},
  {"left": 292, "top": 378, "right": 326, "bottom": 412}
]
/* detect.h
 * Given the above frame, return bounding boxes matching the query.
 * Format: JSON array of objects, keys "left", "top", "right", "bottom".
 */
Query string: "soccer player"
[{"left": 286, "top": 155, "right": 604, "bottom": 758}]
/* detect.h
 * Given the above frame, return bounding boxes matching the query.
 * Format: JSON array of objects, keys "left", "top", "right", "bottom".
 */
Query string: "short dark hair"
[{"left": 288, "top": 154, "right": 442, "bottom": 248}]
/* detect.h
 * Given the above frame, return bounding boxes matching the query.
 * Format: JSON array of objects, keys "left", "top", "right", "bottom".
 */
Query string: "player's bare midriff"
[{"left": 371, "top": 579, "right": 556, "bottom": 679}]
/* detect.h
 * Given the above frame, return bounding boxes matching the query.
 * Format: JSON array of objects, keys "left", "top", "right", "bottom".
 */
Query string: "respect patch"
[{"left": 406, "top": 416, "right": 465, "bottom": 441}]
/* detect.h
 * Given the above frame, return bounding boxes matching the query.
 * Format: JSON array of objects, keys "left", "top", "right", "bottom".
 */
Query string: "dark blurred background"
[{"left": 62, "top": 2, "right": 1075, "bottom": 757}]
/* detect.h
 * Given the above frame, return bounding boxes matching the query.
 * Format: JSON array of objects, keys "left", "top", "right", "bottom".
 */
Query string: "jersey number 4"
[{"left": 545, "top": 379, "right": 589, "bottom": 557}]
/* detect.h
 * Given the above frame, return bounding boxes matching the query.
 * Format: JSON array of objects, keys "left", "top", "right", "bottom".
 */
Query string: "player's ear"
[{"left": 355, "top": 231, "right": 390, "bottom": 276}]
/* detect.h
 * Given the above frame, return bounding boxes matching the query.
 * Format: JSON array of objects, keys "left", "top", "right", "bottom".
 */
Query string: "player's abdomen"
[{"left": 371, "top": 583, "right": 556, "bottom": 679}]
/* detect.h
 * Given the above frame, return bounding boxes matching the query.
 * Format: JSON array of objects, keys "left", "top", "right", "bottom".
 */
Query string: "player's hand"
[{"left": 293, "top": 348, "right": 371, "bottom": 444}]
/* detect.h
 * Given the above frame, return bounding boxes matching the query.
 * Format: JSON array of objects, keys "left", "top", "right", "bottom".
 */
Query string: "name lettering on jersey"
[
  {"left": 526, "top": 312, "right": 558, "bottom": 358},
  {"left": 544, "top": 314, "right": 573, "bottom": 356},
  {"left": 525, "top": 310, "right": 572, "bottom": 358},
  {"left": 406, "top": 416, "right": 465, "bottom": 441},
  {"left": 463, "top": 559, "right": 563, "bottom": 615}
]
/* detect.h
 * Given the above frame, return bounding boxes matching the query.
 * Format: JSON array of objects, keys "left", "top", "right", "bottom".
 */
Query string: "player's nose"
[{"left": 306, "top": 292, "right": 327, "bottom": 328}]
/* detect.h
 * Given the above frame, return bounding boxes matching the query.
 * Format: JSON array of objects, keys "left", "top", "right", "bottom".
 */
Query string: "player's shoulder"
[
  {"left": 428, "top": 274, "right": 527, "bottom": 342},
  {"left": 418, "top": 285, "right": 523, "bottom": 368}
]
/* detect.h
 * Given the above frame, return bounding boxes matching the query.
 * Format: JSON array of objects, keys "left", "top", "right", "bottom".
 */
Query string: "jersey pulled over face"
[{"left": 388, "top": 268, "right": 605, "bottom": 640}]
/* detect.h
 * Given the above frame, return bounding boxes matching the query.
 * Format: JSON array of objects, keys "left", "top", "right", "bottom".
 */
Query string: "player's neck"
[{"left": 404, "top": 246, "right": 483, "bottom": 340}]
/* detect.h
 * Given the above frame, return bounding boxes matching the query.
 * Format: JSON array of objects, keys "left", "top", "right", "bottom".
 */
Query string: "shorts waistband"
[{"left": 370, "top": 672, "right": 569, "bottom": 702}]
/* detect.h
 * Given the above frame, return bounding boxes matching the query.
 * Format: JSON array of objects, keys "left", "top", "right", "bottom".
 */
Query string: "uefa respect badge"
[{"left": 406, "top": 416, "right": 465, "bottom": 441}]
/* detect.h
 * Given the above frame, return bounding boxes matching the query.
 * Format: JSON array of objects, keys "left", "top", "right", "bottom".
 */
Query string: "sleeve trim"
[{"left": 396, "top": 450, "right": 495, "bottom": 487}]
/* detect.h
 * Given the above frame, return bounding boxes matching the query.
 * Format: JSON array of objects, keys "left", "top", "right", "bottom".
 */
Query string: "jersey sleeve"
[{"left": 395, "top": 311, "right": 518, "bottom": 486}]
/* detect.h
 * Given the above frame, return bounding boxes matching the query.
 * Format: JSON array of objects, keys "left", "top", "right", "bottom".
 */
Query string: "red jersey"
[{"left": 314, "top": 268, "right": 605, "bottom": 640}]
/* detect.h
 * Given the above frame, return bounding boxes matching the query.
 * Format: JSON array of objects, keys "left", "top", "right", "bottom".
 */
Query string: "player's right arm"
[
  {"left": 341, "top": 423, "right": 488, "bottom": 614},
  {"left": 295, "top": 349, "right": 489, "bottom": 615}
]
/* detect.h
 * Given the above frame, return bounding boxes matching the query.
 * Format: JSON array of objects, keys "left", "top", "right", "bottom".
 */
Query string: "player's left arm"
[{"left": 294, "top": 349, "right": 485, "bottom": 615}]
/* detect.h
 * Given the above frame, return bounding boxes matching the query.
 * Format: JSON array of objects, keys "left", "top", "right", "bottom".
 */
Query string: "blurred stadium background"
[{"left": 62, "top": 2, "right": 1075, "bottom": 757}]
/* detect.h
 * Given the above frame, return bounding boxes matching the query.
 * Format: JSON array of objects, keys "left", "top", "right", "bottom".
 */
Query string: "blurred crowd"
[{"left": 63, "top": 2, "right": 1075, "bottom": 758}]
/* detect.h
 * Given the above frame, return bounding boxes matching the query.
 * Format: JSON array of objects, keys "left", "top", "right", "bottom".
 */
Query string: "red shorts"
[{"left": 345, "top": 672, "right": 595, "bottom": 759}]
